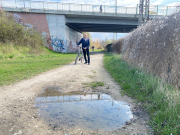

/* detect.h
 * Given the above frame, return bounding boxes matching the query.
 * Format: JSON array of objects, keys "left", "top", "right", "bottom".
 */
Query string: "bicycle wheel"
[
  {"left": 81, "top": 51, "right": 84, "bottom": 63},
  {"left": 81, "top": 56, "right": 84, "bottom": 63},
  {"left": 74, "top": 55, "right": 79, "bottom": 65}
]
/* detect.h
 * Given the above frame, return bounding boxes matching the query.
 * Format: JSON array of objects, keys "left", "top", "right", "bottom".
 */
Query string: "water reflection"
[{"left": 35, "top": 87, "right": 133, "bottom": 131}]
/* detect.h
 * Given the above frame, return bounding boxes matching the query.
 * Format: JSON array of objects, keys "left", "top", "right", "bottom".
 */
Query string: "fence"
[
  {"left": 1, "top": 0, "right": 180, "bottom": 16},
  {"left": 1, "top": 0, "right": 180, "bottom": 15}
]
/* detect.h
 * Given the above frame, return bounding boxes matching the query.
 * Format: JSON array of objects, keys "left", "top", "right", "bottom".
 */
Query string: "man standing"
[
  {"left": 99, "top": 5, "right": 102, "bottom": 13},
  {"left": 76, "top": 33, "right": 90, "bottom": 65}
]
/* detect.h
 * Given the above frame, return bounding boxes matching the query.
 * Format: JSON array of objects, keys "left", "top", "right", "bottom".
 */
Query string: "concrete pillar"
[
  {"left": 46, "top": 14, "right": 82, "bottom": 53},
  {"left": 46, "top": 14, "right": 66, "bottom": 40},
  {"left": 46, "top": 14, "right": 67, "bottom": 52}
]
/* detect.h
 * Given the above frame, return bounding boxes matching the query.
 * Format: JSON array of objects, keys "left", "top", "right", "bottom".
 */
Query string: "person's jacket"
[{"left": 77, "top": 38, "right": 90, "bottom": 49}]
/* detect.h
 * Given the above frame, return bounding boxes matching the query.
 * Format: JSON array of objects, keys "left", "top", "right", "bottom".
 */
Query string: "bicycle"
[{"left": 74, "top": 46, "right": 84, "bottom": 65}]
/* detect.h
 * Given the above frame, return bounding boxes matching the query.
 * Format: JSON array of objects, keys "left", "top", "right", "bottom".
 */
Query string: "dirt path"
[{"left": 0, "top": 53, "right": 152, "bottom": 135}]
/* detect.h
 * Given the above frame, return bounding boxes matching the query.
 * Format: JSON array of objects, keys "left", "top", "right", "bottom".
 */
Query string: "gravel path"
[{"left": 0, "top": 53, "right": 152, "bottom": 135}]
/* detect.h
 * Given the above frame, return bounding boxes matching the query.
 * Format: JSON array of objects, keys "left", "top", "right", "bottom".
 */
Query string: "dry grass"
[
  {"left": 112, "top": 38, "right": 124, "bottom": 54},
  {"left": 0, "top": 10, "right": 45, "bottom": 55},
  {"left": 113, "top": 11, "right": 180, "bottom": 86}
]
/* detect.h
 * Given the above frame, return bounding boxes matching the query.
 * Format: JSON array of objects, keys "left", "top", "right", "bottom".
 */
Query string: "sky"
[
  {"left": 32, "top": 0, "right": 180, "bottom": 7},
  {"left": 26, "top": 0, "right": 180, "bottom": 41}
]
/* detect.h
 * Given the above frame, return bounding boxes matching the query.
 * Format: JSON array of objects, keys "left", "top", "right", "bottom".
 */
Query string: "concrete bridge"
[{"left": 1, "top": 0, "right": 179, "bottom": 52}]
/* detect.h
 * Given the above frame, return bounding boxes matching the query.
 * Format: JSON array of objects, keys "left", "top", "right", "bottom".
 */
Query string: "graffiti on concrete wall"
[
  {"left": 13, "top": 13, "right": 50, "bottom": 46},
  {"left": 14, "top": 14, "right": 33, "bottom": 28},
  {"left": 51, "top": 36, "right": 67, "bottom": 52}
]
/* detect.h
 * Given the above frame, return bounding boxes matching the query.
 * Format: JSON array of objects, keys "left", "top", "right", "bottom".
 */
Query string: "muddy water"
[{"left": 35, "top": 87, "right": 133, "bottom": 131}]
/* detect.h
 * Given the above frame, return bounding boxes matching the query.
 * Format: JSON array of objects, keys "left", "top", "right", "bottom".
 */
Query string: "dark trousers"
[{"left": 83, "top": 48, "right": 90, "bottom": 63}]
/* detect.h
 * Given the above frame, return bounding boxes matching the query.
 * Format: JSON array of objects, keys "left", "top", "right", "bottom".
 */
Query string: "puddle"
[{"left": 35, "top": 87, "right": 133, "bottom": 131}]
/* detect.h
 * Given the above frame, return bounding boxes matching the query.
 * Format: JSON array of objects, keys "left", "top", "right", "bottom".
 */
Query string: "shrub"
[
  {"left": 113, "top": 11, "right": 180, "bottom": 86},
  {"left": 112, "top": 38, "right": 124, "bottom": 54},
  {"left": 0, "top": 10, "right": 45, "bottom": 55}
]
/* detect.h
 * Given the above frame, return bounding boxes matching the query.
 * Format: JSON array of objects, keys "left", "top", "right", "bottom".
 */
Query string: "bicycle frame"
[{"left": 74, "top": 46, "right": 84, "bottom": 65}]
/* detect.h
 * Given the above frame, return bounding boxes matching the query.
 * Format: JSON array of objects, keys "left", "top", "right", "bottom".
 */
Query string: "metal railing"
[{"left": 1, "top": 0, "right": 180, "bottom": 16}]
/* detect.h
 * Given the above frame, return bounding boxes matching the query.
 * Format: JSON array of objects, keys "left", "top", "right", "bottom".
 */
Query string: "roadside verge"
[{"left": 104, "top": 53, "right": 180, "bottom": 135}]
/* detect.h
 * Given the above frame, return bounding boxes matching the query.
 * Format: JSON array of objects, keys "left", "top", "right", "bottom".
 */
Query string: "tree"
[{"left": 107, "top": 39, "right": 113, "bottom": 44}]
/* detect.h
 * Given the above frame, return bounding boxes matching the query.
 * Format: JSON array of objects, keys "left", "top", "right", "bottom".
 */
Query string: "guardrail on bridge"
[{"left": 1, "top": 0, "right": 180, "bottom": 16}]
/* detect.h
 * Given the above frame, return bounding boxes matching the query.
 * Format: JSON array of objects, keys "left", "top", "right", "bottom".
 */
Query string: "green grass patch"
[
  {"left": 0, "top": 11, "right": 78, "bottom": 86},
  {"left": 89, "top": 49, "right": 106, "bottom": 52},
  {"left": 85, "top": 75, "right": 96, "bottom": 79},
  {"left": 91, "top": 70, "right": 96, "bottom": 73},
  {"left": 82, "top": 81, "right": 104, "bottom": 88},
  {"left": 0, "top": 48, "right": 76, "bottom": 86},
  {"left": 103, "top": 53, "right": 180, "bottom": 135}
]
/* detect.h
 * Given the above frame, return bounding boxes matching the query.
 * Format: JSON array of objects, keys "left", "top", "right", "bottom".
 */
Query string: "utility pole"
[
  {"left": 115, "top": 0, "right": 118, "bottom": 40},
  {"left": 106, "top": 35, "right": 107, "bottom": 45},
  {"left": 138, "top": 0, "right": 150, "bottom": 25},
  {"left": 145, "top": 0, "right": 150, "bottom": 21},
  {"left": 104, "top": 34, "right": 107, "bottom": 45},
  {"left": 115, "top": 0, "right": 117, "bottom": 14},
  {"left": 103, "top": 34, "right": 108, "bottom": 45},
  {"left": 113, "top": 33, "right": 114, "bottom": 42},
  {"left": 139, "top": 0, "right": 144, "bottom": 25}
]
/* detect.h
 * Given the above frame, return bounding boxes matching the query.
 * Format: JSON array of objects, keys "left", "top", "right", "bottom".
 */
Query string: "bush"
[
  {"left": 113, "top": 11, "right": 180, "bottom": 86},
  {"left": 112, "top": 38, "right": 124, "bottom": 54},
  {"left": 0, "top": 10, "right": 45, "bottom": 54}
]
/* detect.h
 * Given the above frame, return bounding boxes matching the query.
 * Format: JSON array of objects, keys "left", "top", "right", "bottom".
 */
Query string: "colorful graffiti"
[
  {"left": 13, "top": 13, "right": 50, "bottom": 47},
  {"left": 51, "top": 36, "right": 67, "bottom": 52},
  {"left": 67, "top": 40, "right": 78, "bottom": 52},
  {"left": 14, "top": 14, "right": 33, "bottom": 28}
]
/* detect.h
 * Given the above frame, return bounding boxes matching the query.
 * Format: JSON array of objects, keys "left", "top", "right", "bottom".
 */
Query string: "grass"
[
  {"left": 0, "top": 48, "right": 77, "bottom": 86},
  {"left": 89, "top": 49, "right": 106, "bottom": 52},
  {"left": 0, "top": 11, "right": 78, "bottom": 86},
  {"left": 104, "top": 53, "right": 180, "bottom": 135},
  {"left": 0, "top": 11, "right": 44, "bottom": 52},
  {"left": 82, "top": 81, "right": 104, "bottom": 88},
  {"left": 85, "top": 75, "right": 96, "bottom": 79},
  {"left": 91, "top": 70, "right": 96, "bottom": 73}
]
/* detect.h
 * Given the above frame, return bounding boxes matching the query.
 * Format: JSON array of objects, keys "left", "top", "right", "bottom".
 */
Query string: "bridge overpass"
[{"left": 1, "top": 0, "right": 179, "bottom": 52}]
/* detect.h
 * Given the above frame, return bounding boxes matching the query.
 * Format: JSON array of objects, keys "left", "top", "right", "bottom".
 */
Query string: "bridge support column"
[{"left": 46, "top": 14, "right": 82, "bottom": 53}]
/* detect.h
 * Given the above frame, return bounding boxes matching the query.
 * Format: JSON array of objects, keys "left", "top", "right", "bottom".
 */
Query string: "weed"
[
  {"left": 91, "top": 70, "right": 96, "bottom": 73},
  {"left": 0, "top": 55, "right": 3, "bottom": 60},
  {"left": 8, "top": 54, "right": 14, "bottom": 59},
  {"left": 82, "top": 81, "right": 104, "bottom": 88},
  {"left": 85, "top": 75, "right": 96, "bottom": 78}
]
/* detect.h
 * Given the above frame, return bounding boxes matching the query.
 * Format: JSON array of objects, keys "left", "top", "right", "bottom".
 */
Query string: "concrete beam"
[
  {"left": 66, "top": 17, "right": 138, "bottom": 25},
  {"left": 2, "top": 7, "right": 139, "bottom": 19},
  {"left": 66, "top": 23, "right": 137, "bottom": 32},
  {"left": 2, "top": 7, "right": 163, "bottom": 19}
]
